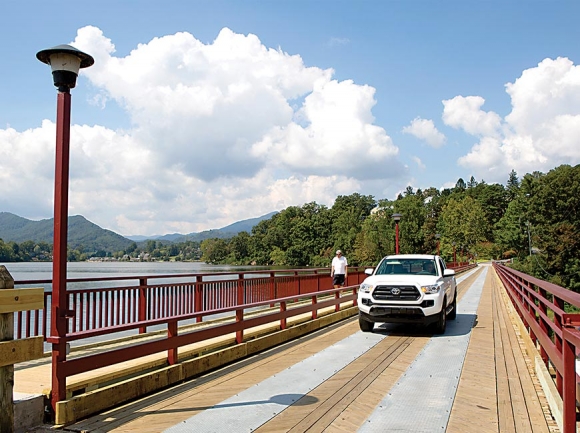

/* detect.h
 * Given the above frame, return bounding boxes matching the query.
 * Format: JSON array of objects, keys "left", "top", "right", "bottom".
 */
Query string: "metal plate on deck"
[{"left": 359, "top": 267, "right": 487, "bottom": 433}]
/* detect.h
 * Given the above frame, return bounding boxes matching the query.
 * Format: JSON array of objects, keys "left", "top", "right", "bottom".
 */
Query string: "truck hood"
[{"left": 362, "top": 274, "right": 443, "bottom": 286}]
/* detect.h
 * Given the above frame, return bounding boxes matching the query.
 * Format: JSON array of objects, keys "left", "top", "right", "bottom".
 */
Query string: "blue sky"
[{"left": 1, "top": 1, "right": 579, "bottom": 236}]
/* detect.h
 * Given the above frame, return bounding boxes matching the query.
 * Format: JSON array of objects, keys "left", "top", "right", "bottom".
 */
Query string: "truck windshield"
[{"left": 375, "top": 259, "right": 438, "bottom": 276}]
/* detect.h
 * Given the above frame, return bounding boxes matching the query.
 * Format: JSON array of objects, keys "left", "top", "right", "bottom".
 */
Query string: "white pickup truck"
[{"left": 357, "top": 254, "right": 457, "bottom": 334}]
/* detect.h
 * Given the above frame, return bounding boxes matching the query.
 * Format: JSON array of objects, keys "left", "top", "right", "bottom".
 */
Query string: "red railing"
[
  {"left": 12, "top": 267, "right": 367, "bottom": 342},
  {"left": 493, "top": 262, "right": 579, "bottom": 433}
]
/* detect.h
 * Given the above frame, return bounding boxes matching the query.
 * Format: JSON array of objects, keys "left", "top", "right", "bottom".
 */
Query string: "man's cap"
[{"left": 336, "top": 250, "right": 342, "bottom": 254}]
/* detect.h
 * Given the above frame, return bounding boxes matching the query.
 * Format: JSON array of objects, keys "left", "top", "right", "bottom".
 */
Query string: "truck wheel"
[
  {"left": 434, "top": 299, "right": 447, "bottom": 334},
  {"left": 359, "top": 314, "right": 374, "bottom": 332},
  {"left": 448, "top": 291, "right": 457, "bottom": 320}
]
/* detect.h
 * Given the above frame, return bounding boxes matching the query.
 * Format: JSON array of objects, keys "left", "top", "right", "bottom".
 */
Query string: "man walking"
[{"left": 331, "top": 250, "right": 348, "bottom": 288}]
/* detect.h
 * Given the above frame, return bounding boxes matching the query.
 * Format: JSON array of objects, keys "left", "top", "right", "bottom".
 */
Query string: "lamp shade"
[{"left": 36, "top": 44, "right": 94, "bottom": 90}]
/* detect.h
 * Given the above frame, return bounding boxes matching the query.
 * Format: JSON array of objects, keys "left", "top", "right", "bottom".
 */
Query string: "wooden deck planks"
[
  {"left": 447, "top": 268, "right": 499, "bottom": 433},
  {"left": 492, "top": 273, "right": 552, "bottom": 433}
]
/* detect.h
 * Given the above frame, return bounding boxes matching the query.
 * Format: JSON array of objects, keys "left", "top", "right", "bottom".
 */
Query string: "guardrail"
[
  {"left": 12, "top": 267, "right": 368, "bottom": 342},
  {"left": 493, "top": 261, "right": 579, "bottom": 433}
]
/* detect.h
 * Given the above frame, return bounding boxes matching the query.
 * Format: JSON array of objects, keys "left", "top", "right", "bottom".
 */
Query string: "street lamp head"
[
  {"left": 435, "top": 233, "right": 441, "bottom": 239},
  {"left": 391, "top": 213, "right": 402, "bottom": 222},
  {"left": 36, "top": 44, "right": 94, "bottom": 92}
]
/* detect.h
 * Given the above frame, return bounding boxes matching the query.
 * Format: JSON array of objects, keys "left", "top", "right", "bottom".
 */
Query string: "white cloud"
[
  {"left": 0, "top": 26, "right": 405, "bottom": 236},
  {"left": 450, "top": 57, "right": 580, "bottom": 182},
  {"left": 442, "top": 95, "right": 502, "bottom": 137},
  {"left": 402, "top": 117, "right": 446, "bottom": 148},
  {"left": 411, "top": 156, "right": 426, "bottom": 170}
]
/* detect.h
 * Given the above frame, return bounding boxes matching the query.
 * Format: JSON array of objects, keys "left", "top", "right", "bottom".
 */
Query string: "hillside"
[
  {"left": 130, "top": 211, "right": 278, "bottom": 243},
  {"left": 0, "top": 211, "right": 279, "bottom": 253},
  {"left": 0, "top": 212, "right": 133, "bottom": 253},
  {"left": 171, "top": 212, "right": 278, "bottom": 242}
]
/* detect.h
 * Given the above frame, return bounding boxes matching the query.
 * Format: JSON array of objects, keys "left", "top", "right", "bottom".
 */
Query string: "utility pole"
[{"left": 526, "top": 221, "right": 532, "bottom": 256}]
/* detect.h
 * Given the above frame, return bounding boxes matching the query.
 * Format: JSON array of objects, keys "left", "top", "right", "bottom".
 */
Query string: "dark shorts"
[{"left": 333, "top": 274, "right": 345, "bottom": 286}]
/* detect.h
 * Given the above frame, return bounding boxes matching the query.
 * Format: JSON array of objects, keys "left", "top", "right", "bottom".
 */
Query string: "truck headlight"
[
  {"left": 360, "top": 283, "right": 373, "bottom": 294},
  {"left": 421, "top": 283, "right": 442, "bottom": 294}
]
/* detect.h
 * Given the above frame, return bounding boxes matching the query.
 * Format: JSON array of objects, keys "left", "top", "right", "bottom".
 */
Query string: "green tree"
[
  {"left": 330, "top": 193, "right": 376, "bottom": 260},
  {"left": 200, "top": 238, "right": 229, "bottom": 264}
]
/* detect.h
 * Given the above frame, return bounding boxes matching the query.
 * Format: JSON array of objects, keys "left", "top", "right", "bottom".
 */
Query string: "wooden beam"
[
  {"left": 0, "top": 288, "right": 44, "bottom": 314},
  {"left": 0, "top": 337, "right": 44, "bottom": 368}
]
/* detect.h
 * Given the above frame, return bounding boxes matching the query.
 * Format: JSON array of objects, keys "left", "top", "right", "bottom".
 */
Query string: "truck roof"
[{"left": 383, "top": 254, "right": 438, "bottom": 260}]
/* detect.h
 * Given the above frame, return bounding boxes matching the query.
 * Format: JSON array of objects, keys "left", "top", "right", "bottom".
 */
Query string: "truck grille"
[{"left": 373, "top": 285, "right": 420, "bottom": 301}]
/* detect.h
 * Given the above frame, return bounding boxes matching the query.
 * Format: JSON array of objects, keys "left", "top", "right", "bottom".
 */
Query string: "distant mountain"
[
  {"left": 0, "top": 211, "right": 279, "bottom": 251},
  {"left": 171, "top": 212, "right": 278, "bottom": 243},
  {"left": 0, "top": 212, "right": 133, "bottom": 253},
  {"left": 126, "top": 211, "right": 278, "bottom": 243}
]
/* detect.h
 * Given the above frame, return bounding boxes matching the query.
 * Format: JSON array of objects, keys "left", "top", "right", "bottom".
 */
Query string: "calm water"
[{"left": 1, "top": 261, "right": 266, "bottom": 282}]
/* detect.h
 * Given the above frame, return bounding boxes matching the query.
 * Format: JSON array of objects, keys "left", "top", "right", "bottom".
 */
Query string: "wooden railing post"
[
  {"left": 138, "top": 278, "right": 147, "bottom": 334},
  {"left": 311, "top": 296, "right": 317, "bottom": 320},
  {"left": 167, "top": 321, "right": 178, "bottom": 365},
  {"left": 0, "top": 266, "right": 15, "bottom": 433},
  {"left": 0, "top": 266, "right": 43, "bottom": 433},
  {"left": 280, "top": 301, "right": 287, "bottom": 330}
]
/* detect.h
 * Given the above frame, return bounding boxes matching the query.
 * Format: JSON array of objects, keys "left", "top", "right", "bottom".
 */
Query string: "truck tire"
[
  {"left": 434, "top": 298, "right": 447, "bottom": 334},
  {"left": 359, "top": 314, "right": 374, "bottom": 332},
  {"left": 448, "top": 291, "right": 457, "bottom": 320}
]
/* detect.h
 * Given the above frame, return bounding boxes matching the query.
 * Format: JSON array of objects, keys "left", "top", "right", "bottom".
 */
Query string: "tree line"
[
  {"left": 199, "top": 164, "right": 580, "bottom": 292},
  {"left": 0, "top": 238, "right": 202, "bottom": 263},
  {"left": 2, "top": 164, "right": 578, "bottom": 291}
]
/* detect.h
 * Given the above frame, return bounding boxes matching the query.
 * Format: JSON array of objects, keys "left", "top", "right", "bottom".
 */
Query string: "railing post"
[
  {"left": 562, "top": 329, "right": 577, "bottom": 433},
  {"left": 554, "top": 297, "right": 565, "bottom": 394},
  {"left": 167, "top": 321, "right": 178, "bottom": 365},
  {"left": 236, "top": 274, "right": 244, "bottom": 344},
  {"left": 138, "top": 278, "right": 147, "bottom": 334},
  {"left": 311, "top": 295, "right": 317, "bottom": 320},
  {"left": 295, "top": 271, "right": 300, "bottom": 297},
  {"left": 335, "top": 290, "right": 340, "bottom": 312},
  {"left": 0, "top": 267, "right": 15, "bottom": 433},
  {"left": 194, "top": 276, "right": 202, "bottom": 323},
  {"left": 280, "top": 301, "right": 287, "bottom": 330},
  {"left": 539, "top": 287, "right": 549, "bottom": 365},
  {"left": 269, "top": 272, "right": 276, "bottom": 308}
]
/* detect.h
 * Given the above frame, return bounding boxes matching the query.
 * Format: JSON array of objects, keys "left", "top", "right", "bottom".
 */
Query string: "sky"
[{"left": 1, "top": 1, "right": 579, "bottom": 237}]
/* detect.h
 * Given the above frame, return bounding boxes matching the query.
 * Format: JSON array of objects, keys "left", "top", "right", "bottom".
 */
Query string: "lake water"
[{"left": 1, "top": 261, "right": 269, "bottom": 284}]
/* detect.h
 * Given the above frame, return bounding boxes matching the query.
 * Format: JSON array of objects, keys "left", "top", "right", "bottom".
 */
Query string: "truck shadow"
[{"left": 370, "top": 313, "right": 478, "bottom": 338}]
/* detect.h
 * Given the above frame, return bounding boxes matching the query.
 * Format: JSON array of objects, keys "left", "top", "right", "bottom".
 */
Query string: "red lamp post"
[
  {"left": 392, "top": 213, "right": 402, "bottom": 254},
  {"left": 37, "top": 44, "right": 94, "bottom": 413}
]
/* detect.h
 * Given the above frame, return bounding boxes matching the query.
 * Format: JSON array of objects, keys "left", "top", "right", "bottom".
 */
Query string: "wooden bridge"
[{"left": 8, "top": 263, "right": 570, "bottom": 432}]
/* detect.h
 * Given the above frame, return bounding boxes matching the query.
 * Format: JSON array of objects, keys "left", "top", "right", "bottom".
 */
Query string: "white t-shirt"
[{"left": 332, "top": 256, "right": 348, "bottom": 275}]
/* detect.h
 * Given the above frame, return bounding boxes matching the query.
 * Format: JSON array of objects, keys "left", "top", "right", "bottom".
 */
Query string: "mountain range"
[{"left": 0, "top": 211, "right": 277, "bottom": 253}]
